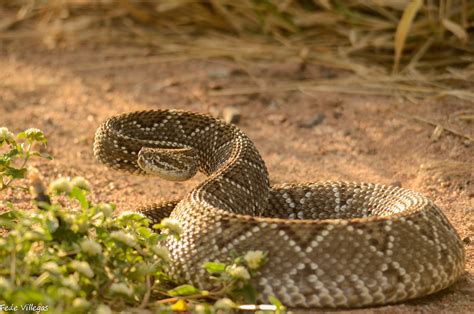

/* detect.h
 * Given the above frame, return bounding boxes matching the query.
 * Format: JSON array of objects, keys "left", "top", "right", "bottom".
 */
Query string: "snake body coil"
[{"left": 94, "top": 109, "right": 464, "bottom": 308}]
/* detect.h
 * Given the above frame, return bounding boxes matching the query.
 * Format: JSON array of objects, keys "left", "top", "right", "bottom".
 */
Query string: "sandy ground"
[{"left": 0, "top": 36, "right": 473, "bottom": 313}]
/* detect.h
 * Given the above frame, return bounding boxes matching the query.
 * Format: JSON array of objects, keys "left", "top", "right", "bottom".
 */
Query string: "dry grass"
[{"left": 0, "top": 0, "right": 473, "bottom": 101}]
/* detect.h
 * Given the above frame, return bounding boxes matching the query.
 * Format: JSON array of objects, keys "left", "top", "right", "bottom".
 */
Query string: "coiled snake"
[{"left": 93, "top": 109, "right": 464, "bottom": 308}]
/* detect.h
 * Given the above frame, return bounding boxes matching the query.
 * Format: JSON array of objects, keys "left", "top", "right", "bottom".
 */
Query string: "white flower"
[
  {"left": 48, "top": 177, "right": 72, "bottom": 194},
  {"left": 41, "top": 261, "right": 61, "bottom": 275},
  {"left": 214, "top": 298, "right": 236, "bottom": 310},
  {"left": 109, "top": 282, "right": 133, "bottom": 296},
  {"left": 24, "top": 128, "right": 42, "bottom": 136},
  {"left": 81, "top": 239, "right": 102, "bottom": 256},
  {"left": 71, "top": 176, "right": 90, "bottom": 191},
  {"left": 152, "top": 245, "right": 170, "bottom": 262},
  {"left": 99, "top": 203, "right": 114, "bottom": 217},
  {"left": 110, "top": 231, "right": 137, "bottom": 247},
  {"left": 70, "top": 260, "right": 94, "bottom": 278},
  {"left": 57, "top": 287, "right": 75, "bottom": 299},
  {"left": 244, "top": 250, "right": 265, "bottom": 269},
  {"left": 161, "top": 218, "right": 183, "bottom": 234},
  {"left": 0, "top": 127, "right": 15, "bottom": 143},
  {"left": 117, "top": 210, "right": 137, "bottom": 218},
  {"left": 226, "top": 265, "right": 250, "bottom": 280},
  {"left": 62, "top": 275, "right": 80, "bottom": 291},
  {"left": 117, "top": 211, "right": 147, "bottom": 222},
  {"left": 194, "top": 304, "right": 207, "bottom": 314},
  {"left": 95, "top": 304, "right": 112, "bottom": 314}
]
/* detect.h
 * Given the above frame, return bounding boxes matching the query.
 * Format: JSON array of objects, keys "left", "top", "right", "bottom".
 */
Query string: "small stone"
[
  {"left": 268, "top": 99, "right": 279, "bottom": 109},
  {"left": 299, "top": 113, "right": 325, "bottom": 128},
  {"left": 223, "top": 106, "right": 241, "bottom": 124},
  {"left": 333, "top": 111, "right": 343, "bottom": 119},
  {"left": 367, "top": 148, "right": 377, "bottom": 155},
  {"left": 267, "top": 114, "right": 286, "bottom": 124},
  {"left": 207, "top": 81, "right": 223, "bottom": 90},
  {"left": 101, "top": 82, "right": 113, "bottom": 92}
]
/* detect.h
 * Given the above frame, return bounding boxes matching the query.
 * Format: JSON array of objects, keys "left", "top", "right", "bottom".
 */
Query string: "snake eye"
[{"left": 137, "top": 147, "right": 198, "bottom": 181}]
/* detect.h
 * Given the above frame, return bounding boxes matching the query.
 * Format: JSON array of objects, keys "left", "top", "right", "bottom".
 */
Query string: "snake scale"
[{"left": 93, "top": 109, "right": 465, "bottom": 308}]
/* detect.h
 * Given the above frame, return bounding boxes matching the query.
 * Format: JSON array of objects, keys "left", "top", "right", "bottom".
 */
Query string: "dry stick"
[
  {"left": 396, "top": 112, "right": 473, "bottom": 142},
  {"left": 139, "top": 275, "right": 152, "bottom": 308}
]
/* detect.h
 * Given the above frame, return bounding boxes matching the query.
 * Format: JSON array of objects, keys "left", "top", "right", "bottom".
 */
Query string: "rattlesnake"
[{"left": 93, "top": 109, "right": 465, "bottom": 308}]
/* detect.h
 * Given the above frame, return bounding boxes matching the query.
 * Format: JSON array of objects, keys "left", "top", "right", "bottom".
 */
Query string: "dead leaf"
[
  {"left": 431, "top": 125, "right": 444, "bottom": 141},
  {"left": 442, "top": 18, "right": 468, "bottom": 43},
  {"left": 393, "top": 0, "right": 423, "bottom": 73}
]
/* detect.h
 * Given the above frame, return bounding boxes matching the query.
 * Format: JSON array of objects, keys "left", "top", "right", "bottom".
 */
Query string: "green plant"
[
  {"left": 0, "top": 127, "right": 285, "bottom": 313},
  {"left": 0, "top": 127, "right": 51, "bottom": 191}
]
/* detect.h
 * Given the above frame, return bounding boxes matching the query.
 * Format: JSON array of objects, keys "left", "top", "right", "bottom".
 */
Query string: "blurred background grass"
[{"left": 1, "top": 0, "right": 473, "bottom": 101}]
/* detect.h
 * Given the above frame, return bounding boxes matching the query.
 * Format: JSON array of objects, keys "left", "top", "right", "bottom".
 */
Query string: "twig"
[
  {"left": 396, "top": 112, "right": 473, "bottom": 141},
  {"left": 139, "top": 275, "right": 152, "bottom": 308}
]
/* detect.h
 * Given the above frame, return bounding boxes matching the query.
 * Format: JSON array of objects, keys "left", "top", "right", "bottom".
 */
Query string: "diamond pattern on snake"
[{"left": 94, "top": 109, "right": 465, "bottom": 308}]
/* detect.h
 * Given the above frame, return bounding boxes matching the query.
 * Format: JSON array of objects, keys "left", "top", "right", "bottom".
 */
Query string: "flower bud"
[
  {"left": 71, "top": 176, "right": 90, "bottom": 191},
  {"left": 48, "top": 177, "right": 72, "bottom": 194},
  {"left": 109, "top": 282, "right": 133, "bottom": 297},
  {"left": 226, "top": 265, "right": 250, "bottom": 280}
]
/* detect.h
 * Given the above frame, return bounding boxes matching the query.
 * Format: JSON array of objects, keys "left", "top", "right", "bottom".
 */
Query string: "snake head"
[{"left": 137, "top": 147, "right": 199, "bottom": 181}]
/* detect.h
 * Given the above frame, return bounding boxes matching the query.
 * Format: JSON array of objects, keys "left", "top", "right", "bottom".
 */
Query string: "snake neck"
[{"left": 94, "top": 109, "right": 270, "bottom": 215}]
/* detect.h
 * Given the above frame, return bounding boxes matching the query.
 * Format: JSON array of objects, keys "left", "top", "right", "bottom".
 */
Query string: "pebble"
[
  {"left": 299, "top": 113, "right": 325, "bottom": 128},
  {"left": 267, "top": 114, "right": 286, "bottom": 124}
]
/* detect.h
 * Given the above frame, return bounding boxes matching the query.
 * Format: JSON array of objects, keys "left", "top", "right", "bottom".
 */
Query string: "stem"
[
  {"left": 139, "top": 275, "right": 152, "bottom": 308},
  {"left": 10, "top": 248, "right": 16, "bottom": 285},
  {"left": 156, "top": 279, "right": 237, "bottom": 304}
]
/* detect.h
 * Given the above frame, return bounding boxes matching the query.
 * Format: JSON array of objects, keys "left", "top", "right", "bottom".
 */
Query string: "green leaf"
[
  {"left": 70, "top": 187, "right": 89, "bottom": 209},
  {"left": 17, "top": 128, "right": 47, "bottom": 144},
  {"left": 269, "top": 295, "right": 284, "bottom": 311},
  {"left": 167, "top": 284, "right": 199, "bottom": 296},
  {"left": 0, "top": 158, "right": 9, "bottom": 170},
  {"left": 3, "top": 147, "right": 20, "bottom": 160},
  {"left": 0, "top": 218, "right": 15, "bottom": 229},
  {"left": 10, "top": 287, "right": 47, "bottom": 304},
  {"left": 30, "top": 151, "right": 53, "bottom": 160},
  {"left": 136, "top": 227, "right": 153, "bottom": 239},
  {"left": 0, "top": 209, "right": 19, "bottom": 228},
  {"left": 203, "top": 262, "right": 226, "bottom": 274},
  {"left": 4, "top": 167, "right": 27, "bottom": 179},
  {"left": 45, "top": 215, "right": 59, "bottom": 233},
  {"left": 241, "top": 282, "right": 257, "bottom": 304},
  {"left": 0, "top": 209, "right": 20, "bottom": 220}
]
